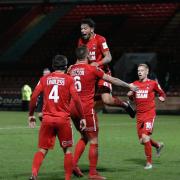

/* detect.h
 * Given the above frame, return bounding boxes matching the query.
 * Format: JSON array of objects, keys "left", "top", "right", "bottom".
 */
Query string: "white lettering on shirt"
[
  {"left": 71, "top": 68, "right": 85, "bottom": 76},
  {"left": 47, "top": 78, "right": 65, "bottom": 85},
  {"left": 136, "top": 90, "right": 148, "bottom": 99},
  {"left": 89, "top": 51, "right": 96, "bottom": 61}
]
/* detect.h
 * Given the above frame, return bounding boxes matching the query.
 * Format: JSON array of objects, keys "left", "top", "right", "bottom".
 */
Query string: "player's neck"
[
  {"left": 76, "top": 59, "right": 88, "bottom": 64},
  {"left": 90, "top": 32, "right": 95, "bottom": 40},
  {"left": 140, "top": 77, "right": 148, "bottom": 82},
  {"left": 54, "top": 70, "right": 65, "bottom": 74}
]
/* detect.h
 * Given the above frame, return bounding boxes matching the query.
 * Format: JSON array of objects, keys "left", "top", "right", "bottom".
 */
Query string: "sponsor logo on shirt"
[
  {"left": 136, "top": 90, "right": 148, "bottom": 98},
  {"left": 89, "top": 51, "right": 96, "bottom": 61}
]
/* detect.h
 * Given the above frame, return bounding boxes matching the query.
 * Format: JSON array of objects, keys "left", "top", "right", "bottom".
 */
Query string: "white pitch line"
[
  {"left": 0, "top": 126, "right": 40, "bottom": 130},
  {"left": 0, "top": 122, "right": 134, "bottom": 131}
]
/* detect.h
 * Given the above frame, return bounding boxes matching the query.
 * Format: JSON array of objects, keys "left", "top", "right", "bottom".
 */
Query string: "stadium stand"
[{"left": 0, "top": 2, "right": 180, "bottom": 110}]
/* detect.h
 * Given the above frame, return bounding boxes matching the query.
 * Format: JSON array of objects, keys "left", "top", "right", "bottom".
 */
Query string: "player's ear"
[
  {"left": 147, "top": 69, "right": 149, "bottom": 75},
  {"left": 91, "top": 28, "right": 94, "bottom": 33}
]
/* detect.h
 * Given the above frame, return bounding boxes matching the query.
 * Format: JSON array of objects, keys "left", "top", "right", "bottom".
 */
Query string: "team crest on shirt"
[
  {"left": 146, "top": 84, "right": 150, "bottom": 89},
  {"left": 92, "top": 44, "right": 96, "bottom": 50}
]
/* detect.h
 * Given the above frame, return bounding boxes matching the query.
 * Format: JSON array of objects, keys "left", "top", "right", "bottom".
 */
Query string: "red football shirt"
[
  {"left": 29, "top": 72, "right": 83, "bottom": 120},
  {"left": 78, "top": 34, "right": 110, "bottom": 72},
  {"left": 132, "top": 79, "right": 166, "bottom": 113},
  {"left": 68, "top": 63, "right": 104, "bottom": 114}
]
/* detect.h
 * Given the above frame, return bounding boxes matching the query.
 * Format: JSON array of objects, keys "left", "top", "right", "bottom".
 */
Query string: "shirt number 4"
[{"left": 49, "top": 85, "right": 59, "bottom": 103}]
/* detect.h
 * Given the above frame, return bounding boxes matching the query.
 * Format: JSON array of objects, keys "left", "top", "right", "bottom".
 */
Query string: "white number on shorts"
[
  {"left": 145, "top": 122, "right": 152, "bottom": 130},
  {"left": 49, "top": 85, "right": 59, "bottom": 103},
  {"left": 103, "top": 81, "right": 112, "bottom": 90},
  {"left": 74, "top": 76, "right": 82, "bottom": 92}
]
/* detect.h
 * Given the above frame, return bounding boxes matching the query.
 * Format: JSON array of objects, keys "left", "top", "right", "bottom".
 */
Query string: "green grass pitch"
[{"left": 0, "top": 111, "right": 179, "bottom": 180}]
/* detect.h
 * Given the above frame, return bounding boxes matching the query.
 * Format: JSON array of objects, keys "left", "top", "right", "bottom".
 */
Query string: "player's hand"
[
  {"left": 28, "top": 116, "right": 36, "bottom": 128},
  {"left": 90, "top": 62, "right": 99, "bottom": 67},
  {"left": 158, "top": 96, "right": 165, "bottom": 102},
  {"left": 127, "top": 91, "right": 133, "bottom": 97},
  {"left": 129, "top": 84, "right": 138, "bottom": 92},
  {"left": 80, "top": 119, "right": 86, "bottom": 131}
]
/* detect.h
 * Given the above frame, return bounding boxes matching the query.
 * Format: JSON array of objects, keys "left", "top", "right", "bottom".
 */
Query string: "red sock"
[
  {"left": 150, "top": 139, "right": 159, "bottom": 148},
  {"left": 89, "top": 144, "right": 98, "bottom": 175},
  {"left": 64, "top": 153, "right": 73, "bottom": 180},
  {"left": 144, "top": 141, "right": 152, "bottom": 164},
  {"left": 32, "top": 151, "right": 45, "bottom": 176},
  {"left": 113, "top": 97, "right": 126, "bottom": 108},
  {"left": 73, "top": 138, "right": 87, "bottom": 167}
]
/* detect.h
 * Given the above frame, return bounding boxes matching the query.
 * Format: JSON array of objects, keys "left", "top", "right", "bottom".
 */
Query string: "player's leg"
[
  {"left": 30, "top": 121, "right": 56, "bottom": 179},
  {"left": 73, "top": 133, "right": 88, "bottom": 177},
  {"left": 96, "top": 79, "right": 135, "bottom": 118},
  {"left": 101, "top": 93, "right": 135, "bottom": 118},
  {"left": 69, "top": 101, "right": 87, "bottom": 177},
  {"left": 58, "top": 120, "right": 73, "bottom": 180},
  {"left": 87, "top": 134, "right": 106, "bottom": 180},
  {"left": 149, "top": 138, "right": 164, "bottom": 157},
  {"left": 63, "top": 147, "right": 73, "bottom": 180},
  {"left": 29, "top": 148, "right": 48, "bottom": 180},
  {"left": 141, "top": 134, "right": 152, "bottom": 169},
  {"left": 86, "top": 113, "right": 106, "bottom": 180}
]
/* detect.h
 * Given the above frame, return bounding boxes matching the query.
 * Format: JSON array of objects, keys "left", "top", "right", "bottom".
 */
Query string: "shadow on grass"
[
  {"left": 124, "top": 158, "right": 145, "bottom": 166},
  {"left": 77, "top": 164, "right": 133, "bottom": 173}
]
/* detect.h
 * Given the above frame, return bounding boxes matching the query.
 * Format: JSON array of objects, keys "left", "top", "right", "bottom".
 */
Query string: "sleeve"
[
  {"left": 98, "top": 36, "right": 109, "bottom": 53},
  {"left": 69, "top": 77, "right": 85, "bottom": 119},
  {"left": 154, "top": 81, "right": 166, "bottom": 98},
  {"left": 93, "top": 66, "right": 104, "bottom": 79},
  {"left": 29, "top": 79, "right": 43, "bottom": 116}
]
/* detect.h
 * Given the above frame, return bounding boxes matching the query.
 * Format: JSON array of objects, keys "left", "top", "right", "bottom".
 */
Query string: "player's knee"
[
  {"left": 80, "top": 136, "right": 88, "bottom": 144},
  {"left": 139, "top": 138, "right": 144, "bottom": 144},
  {"left": 101, "top": 94, "right": 112, "bottom": 105},
  {"left": 39, "top": 148, "right": 48, "bottom": 156},
  {"left": 141, "top": 134, "right": 150, "bottom": 143},
  {"left": 89, "top": 137, "right": 98, "bottom": 144},
  {"left": 63, "top": 147, "right": 72, "bottom": 154}
]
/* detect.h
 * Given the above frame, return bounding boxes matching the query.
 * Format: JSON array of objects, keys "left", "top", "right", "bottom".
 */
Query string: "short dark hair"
[
  {"left": 75, "top": 46, "right": 88, "bottom": 60},
  {"left": 52, "top": 55, "right": 68, "bottom": 70},
  {"left": 81, "top": 18, "right": 95, "bottom": 28}
]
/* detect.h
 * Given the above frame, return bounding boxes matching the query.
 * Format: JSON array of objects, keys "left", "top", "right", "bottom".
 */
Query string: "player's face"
[
  {"left": 138, "top": 66, "right": 148, "bottom": 81},
  {"left": 81, "top": 24, "right": 93, "bottom": 40}
]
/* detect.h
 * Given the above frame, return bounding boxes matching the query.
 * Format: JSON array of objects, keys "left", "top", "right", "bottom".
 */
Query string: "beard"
[{"left": 81, "top": 33, "right": 90, "bottom": 40}]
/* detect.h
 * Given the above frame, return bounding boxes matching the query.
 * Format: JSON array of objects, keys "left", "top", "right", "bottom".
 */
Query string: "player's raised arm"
[
  {"left": 102, "top": 74, "right": 138, "bottom": 91},
  {"left": 91, "top": 51, "right": 112, "bottom": 67}
]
